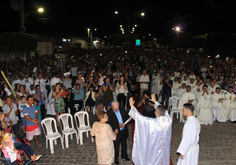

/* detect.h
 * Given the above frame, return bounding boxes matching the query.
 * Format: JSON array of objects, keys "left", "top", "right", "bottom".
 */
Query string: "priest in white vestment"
[
  {"left": 151, "top": 71, "right": 159, "bottom": 94},
  {"left": 172, "top": 78, "right": 182, "bottom": 93},
  {"left": 177, "top": 103, "right": 201, "bottom": 165},
  {"left": 21, "top": 73, "right": 34, "bottom": 91},
  {"left": 192, "top": 81, "right": 202, "bottom": 97},
  {"left": 197, "top": 85, "right": 213, "bottom": 125},
  {"left": 208, "top": 81, "right": 220, "bottom": 94},
  {"left": 211, "top": 87, "right": 227, "bottom": 122},
  {"left": 225, "top": 87, "right": 236, "bottom": 122},
  {"left": 177, "top": 83, "right": 187, "bottom": 98},
  {"left": 129, "top": 94, "right": 172, "bottom": 165},
  {"left": 181, "top": 76, "right": 189, "bottom": 86},
  {"left": 187, "top": 78, "right": 195, "bottom": 90}
]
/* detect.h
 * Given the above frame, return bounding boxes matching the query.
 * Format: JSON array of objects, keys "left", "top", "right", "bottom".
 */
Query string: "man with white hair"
[
  {"left": 129, "top": 94, "right": 172, "bottom": 165},
  {"left": 106, "top": 101, "right": 130, "bottom": 164}
]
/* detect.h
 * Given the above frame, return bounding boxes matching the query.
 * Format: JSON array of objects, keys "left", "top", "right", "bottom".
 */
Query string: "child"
[
  {"left": 0, "top": 132, "right": 18, "bottom": 165},
  {"left": 19, "top": 96, "right": 26, "bottom": 135},
  {"left": 33, "top": 99, "right": 42, "bottom": 133}
]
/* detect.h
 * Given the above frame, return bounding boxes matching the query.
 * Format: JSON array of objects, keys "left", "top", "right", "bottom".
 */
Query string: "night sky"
[{"left": 1, "top": 0, "right": 236, "bottom": 40}]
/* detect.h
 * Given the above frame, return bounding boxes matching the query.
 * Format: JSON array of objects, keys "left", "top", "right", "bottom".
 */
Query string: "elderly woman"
[{"left": 91, "top": 111, "right": 118, "bottom": 165}]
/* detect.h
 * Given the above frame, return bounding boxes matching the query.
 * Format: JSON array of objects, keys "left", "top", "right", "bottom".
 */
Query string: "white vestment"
[
  {"left": 177, "top": 88, "right": 186, "bottom": 98},
  {"left": 192, "top": 85, "right": 201, "bottom": 97},
  {"left": 172, "top": 82, "right": 182, "bottom": 93},
  {"left": 151, "top": 75, "right": 159, "bottom": 94},
  {"left": 211, "top": 93, "right": 227, "bottom": 122},
  {"left": 129, "top": 103, "right": 172, "bottom": 165},
  {"left": 21, "top": 78, "right": 34, "bottom": 91},
  {"left": 224, "top": 92, "right": 236, "bottom": 121},
  {"left": 208, "top": 84, "right": 220, "bottom": 94},
  {"left": 197, "top": 92, "right": 213, "bottom": 125},
  {"left": 46, "top": 91, "right": 56, "bottom": 115},
  {"left": 177, "top": 116, "right": 200, "bottom": 165}
]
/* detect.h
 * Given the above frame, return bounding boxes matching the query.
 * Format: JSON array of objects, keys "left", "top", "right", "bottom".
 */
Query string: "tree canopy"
[{"left": 0, "top": 32, "right": 38, "bottom": 53}]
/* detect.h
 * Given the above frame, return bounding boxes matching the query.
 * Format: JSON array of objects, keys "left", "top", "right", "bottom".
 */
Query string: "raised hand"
[
  {"left": 151, "top": 93, "right": 157, "bottom": 103},
  {"left": 129, "top": 97, "right": 135, "bottom": 107}
]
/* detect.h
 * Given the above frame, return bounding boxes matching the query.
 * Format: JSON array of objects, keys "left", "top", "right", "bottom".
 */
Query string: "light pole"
[
  {"left": 115, "top": 11, "right": 144, "bottom": 43},
  {"left": 20, "top": 0, "right": 43, "bottom": 33}
]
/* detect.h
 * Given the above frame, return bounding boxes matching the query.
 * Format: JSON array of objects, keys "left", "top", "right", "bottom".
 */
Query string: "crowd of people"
[{"left": 0, "top": 47, "right": 235, "bottom": 164}]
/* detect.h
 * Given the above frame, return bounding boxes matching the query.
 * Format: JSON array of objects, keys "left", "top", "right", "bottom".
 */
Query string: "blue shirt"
[
  {"left": 23, "top": 104, "right": 38, "bottom": 126},
  {"left": 114, "top": 109, "right": 124, "bottom": 131},
  {"left": 73, "top": 89, "right": 84, "bottom": 100}
]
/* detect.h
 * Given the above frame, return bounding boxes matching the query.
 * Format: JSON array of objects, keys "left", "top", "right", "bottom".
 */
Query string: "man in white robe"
[
  {"left": 181, "top": 75, "right": 189, "bottom": 86},
  {"left": 177, "top": 103, "right": 200, "bottom": 165},
  {"left": 199, "top": 79, "right": 208, "bottom": 92},
  {"left": 129, "top": 94, "right": 172, "bottom": 165},
  {"left": 211, "top": 87, "right": 227, "bottom": 122},
  {"left": 181, "top": 86, "right": 196, "bottom": 106},
  {"left": 187, "top": 78, "right": 195, "bottom": 90},
  {"left": 11, "top": 74, "right": 22, "bottom": 90},
  {"left": 21, "top": 73, "right": 34, "bottom": 91},
  {"left": 177, "top": 83, "right": 186, "bottom": 98},
  {"left": 208, "top": 81, "right": 220, "bottom": 94},
  {"left": 197, "top": 85, "right": 213, "bottom": 125},
  {"left": 50, "top": 72, "right": 62, "bottom": 87},
  {"left": 192, "top": 81, "right": 201, "bottom": 97},
  {"left": 151, "top": 71, "right": 159, "bottom": 94},
  {"left": 224, "top": 87, "right": 236, "bottom": 122},
  {"left": 172, "top": 78, "right": 182, "bottom": 93}
]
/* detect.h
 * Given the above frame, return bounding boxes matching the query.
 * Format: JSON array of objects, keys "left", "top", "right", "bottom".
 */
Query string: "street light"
[
  {"left": 38, "top": 8, "right": 44, "bottom": 12},
  {"left": 115, "top": 11, "right": 118, "bottom": 14},
  {"left": 134, "top": 24, "right": 137, "bottom": 27},
  {"left": 175, "top": 27, "right": 180, "bottom": 37},
  {"left": 120, "top": 25, "right": 122, "bottom": 27},
  {"left": 141, "top": 12, "right": 145, "bottom": 16}
]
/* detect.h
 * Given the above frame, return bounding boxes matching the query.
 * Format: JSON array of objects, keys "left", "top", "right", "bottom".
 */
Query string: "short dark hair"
[
  {"left": 35, "top": 85, "right": 40, "bottom": 90},
  {"left": 156, "top": 105, "right": 166, "bottom": 116},
  {"left": 203, "top": 85, "right": 208, "bottom": 88},
  {"left": 20, "top": 96, "right": 26, "bottom": 100},
  {"left": 27, "top": 95, "right": 33, "bottom": 101},
  {"left": 5, "top": 96, "right": 11, "bottom": 100},
  {"left": 186, "top": 85, "right": 191, "bottom": 89},
  {"left": 216, "top": 87, "right": 221, "bottom": 90},
  {"left": 143, "top": 90, "right": 150, "bottom": 96},
  {"left": 33, "top": 99, "right": 39, "bottom": 105},
  {"left": 228, "top": 86, "right": 233, "bottom": 89},
  {"left": 183, "top": 103, "right": 194, "bottom": 113}
]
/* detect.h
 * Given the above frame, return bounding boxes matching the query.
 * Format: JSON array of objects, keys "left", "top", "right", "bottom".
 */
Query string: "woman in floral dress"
[{"left": 53, "top": 83, "right": 65, "bottom": 126}]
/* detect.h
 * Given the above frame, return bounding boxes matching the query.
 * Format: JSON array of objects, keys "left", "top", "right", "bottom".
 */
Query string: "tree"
[{"left": 0, "top": 32, "right": 38, "bottom": 61}]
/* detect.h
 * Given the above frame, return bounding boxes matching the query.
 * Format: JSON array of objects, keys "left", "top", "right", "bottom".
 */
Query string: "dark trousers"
[
  {"left": 72, "top": 76, "right": 77, "bottom": 86},
  {"left": 40, "top": 104, "right": 46, "bottom": 120},
  {"left": 12, "top": 123, "right": 19, "bottom": 138},
  {"left": 114, "top": 130, "right": 128, "bottom": 161},
  {"left": 4, "top": 160, "right": 17, "bottom": 165},
  {"left": 65, "top": 103, "right": 76, "bottom": 115},
  {"left": 16, "top": 143, "right": 34, "bottom": 157},
  {"left": 117, "top": 94, "right": 126, "bottom": 107},
  {"left": 74, "top": 100, "right": 83, "bottom": 111},
  {"left": 161, "top": 93, "right": 170, "bottom": 108}
]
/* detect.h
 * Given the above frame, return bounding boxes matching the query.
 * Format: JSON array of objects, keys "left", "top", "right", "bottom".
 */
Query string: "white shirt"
[
  {"left": 2, "top": 103, "right": 18, "bottom": 125},
  {"left": 12, "top": 79, "right": 22, "bottom": 89},
  {"left": 51, "top": 77, "right": 62, "bottom": 87},
  {"left": 71, "top": 67, "right": 78, "bottom": 77},
  {"left": 139, "top": 74, "right": 150, "bottom": 89},
  {"left": 21, "top": 78, "right": 34, "bottom": 91}
]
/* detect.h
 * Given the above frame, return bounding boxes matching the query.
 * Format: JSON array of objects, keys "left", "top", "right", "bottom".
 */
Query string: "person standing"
[
  {"left": 53, "top": 83, "right": 65, "bottom": 126},
  {"left": 23, "top": 96, "right": 41, "bottom": 146},
  {"left": 91, "top": 111, "right": 118, "bottom": 165},
  {"left": 128, "top": 94, "right": 172, "bottom": 165},
  {"left": 116, "top": 76, "right": 128, "bottom": 107},
  {"left": 103, "top": 77, "right": 113, "bottom": 109},
  {"left": 71, "top": 64, "right": 78, "bottom": 85},
  {"left": 2, "top": 97, "right": 19, "bottom": 137},
  {"left": 106, "top": 101, "right": 130, "bottom": 165},
  {"left": 177, "top": 103, "right": 200, "bottom": 165},
  {"left": 139, "top": 69, "right": 150, "bottom": 98}
]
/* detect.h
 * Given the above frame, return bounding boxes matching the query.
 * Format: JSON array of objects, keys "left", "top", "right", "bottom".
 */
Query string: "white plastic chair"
[
  {"left": 74, "top": 111, "right": 94, "bottom": 145},
  {"left": 169, "top": 96, "right": 183, "bottom": 122},
  {"left": 41, "top": 117, "right": 64, "bottom": 154},
  {"left": 58, "top": 113, "right": 79, "bottom": 148},
  {"left": 221, "top": 90, "right": 227, "bottom": 96},
  {"left": 171, "top": 91, "right": 177, "bottom": 96}
]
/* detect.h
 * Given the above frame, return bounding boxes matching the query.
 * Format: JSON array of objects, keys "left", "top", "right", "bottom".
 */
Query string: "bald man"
[{"left": 106, "top": 101, "right": 130, "bottom": 164}]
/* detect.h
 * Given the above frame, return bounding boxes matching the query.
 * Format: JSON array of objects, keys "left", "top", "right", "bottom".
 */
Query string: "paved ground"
[{"left": 1, "top": 114, "right": 236, "bottom": 165}]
